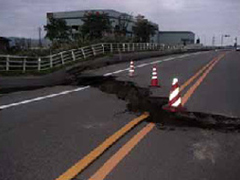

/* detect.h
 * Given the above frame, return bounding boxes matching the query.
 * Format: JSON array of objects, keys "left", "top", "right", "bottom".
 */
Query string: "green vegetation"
[
  {"left": 2, "top": 13, "right": 157, "bottom": 58},
  {"left": 132, "top": 17, "right": 157, "bottom": 42},
  {"left": 80, "top": 12, "right": 112, "bottom": 40},
  {"left": 44, "top": 17, "right": 70, "bottom": 43}
]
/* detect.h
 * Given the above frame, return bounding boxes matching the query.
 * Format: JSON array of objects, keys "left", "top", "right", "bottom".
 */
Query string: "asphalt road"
[{"left": 0, "top": 50, "right": 240, "bottom": 180}]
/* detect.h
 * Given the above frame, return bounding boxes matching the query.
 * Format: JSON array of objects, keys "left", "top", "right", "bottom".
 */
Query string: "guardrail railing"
[{"left": 0, "top": 43, "right": 184, "bottom": 72}]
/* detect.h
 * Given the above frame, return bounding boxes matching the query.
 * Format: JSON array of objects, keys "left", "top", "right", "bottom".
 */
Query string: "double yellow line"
[
  {"left": 55, "top": 113, "right": 150, "bottom": 180},
  {"left": 181, "top": 53, "right": 225, "bottom": 105},
  {"left": 55, "top": 53, "right": 226, "bottom": 180}
]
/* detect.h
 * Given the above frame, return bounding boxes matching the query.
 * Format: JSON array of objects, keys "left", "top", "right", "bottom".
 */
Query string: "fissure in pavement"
[{"left": 75, "top": 75, "right": 240, "bottom": 133}]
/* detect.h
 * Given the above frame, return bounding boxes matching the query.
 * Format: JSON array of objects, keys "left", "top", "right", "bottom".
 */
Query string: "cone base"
[
  {"left": 129, "top": 74, "right": 136, "bottom": 77},
  {"left": 162, "top": 105, "right": 187, "bottom": 113}
]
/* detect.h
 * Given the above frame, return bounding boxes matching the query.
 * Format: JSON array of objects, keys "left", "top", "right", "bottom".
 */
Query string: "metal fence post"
[
  {"left": 71, "top": 50, "right": 76, "bottom": 61},
  {"left": 81, "top": 48, "right": 86, "bottom": 59},
  {"left": 92, "top": 46, "right": 96, "bottom": 56},
  {"left": 23, "top": 57, "right": 26, "bottom": 72},
  {"left": 117, "top": 43, "right": 120, "bottom": 52},
  {"left": 127, "top": 43, "right": 130, "bottom": 51},
  {"left": 38, "top": 57, "right": 41, "bottom": 71},
  {"left": 102, "top": 44, "right": 105, "bottom": 54},
  {"left": 123, "top": 43, "right": 125, "bottom": 52},
  {"left": 60, "top": 52, "right": 64, "bottom": 64},
  {"left": 110, "top": 43, "right": 113, "bottom": 53},
  {"left": 50, "top": 55, "right": 53, "bottom": 68},
  {"left": 6, "top": 55, "right": 9, "bottom": 71}
]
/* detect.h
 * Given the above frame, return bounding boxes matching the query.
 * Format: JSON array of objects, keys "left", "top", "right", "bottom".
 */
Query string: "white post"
[
  {"left": 92, "top": 46, "right": 96, "bottom": 56},
  {"left": 72, "top": 50, "right": 76, "bottom": 61},
  {"left": 6, "top": 55, "right": 9, "bottom": 71},
  {"left": 110, "top": 43, "right": 113, "bottom": 53},
  {"left": 60, "top": 52, "right": 65, "bottom": 64},
  {"left": 102, "top": 44, "right": 105, "bottom": 54},
  {"left": 123, "top": 43, "right": 125, "bottom": 52},
  {"left": 128, "top": 43, "right": 130, "bottom": 51},
  {"left": 50, "top": 55, "right": 53, "bottom": 68},
  {"left": 38, "top": 57, "right": 41, "bottom": 71},
  {"left": 133, "top": 43, "right": 135, "bottom": 51},
  {"left": 81, "top": 48, "right": 86, "bottom": 59},
  {"left": 117, "top": 44, "right": 120, "bottom": 52},
  {"left": 23, "top": 58, "right": 26, "bottom": 72}
]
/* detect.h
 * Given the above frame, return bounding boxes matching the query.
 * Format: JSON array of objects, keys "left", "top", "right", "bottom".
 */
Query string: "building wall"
[
  {"left": 47, "top": 9, "right": 159, "bottom": 43},
  {"left": 158, "top": 31, "right": 195, "bottom": 45}
]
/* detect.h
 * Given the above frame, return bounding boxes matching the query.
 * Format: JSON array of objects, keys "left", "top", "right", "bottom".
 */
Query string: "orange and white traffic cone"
[
  {"left": 149, "top": 65, "right": 160, "bottom": 87},
  {"left": 129, "top": 61, "right": 135, "bottom": 77},
  {"left": 163, "top": 78, "right": 186, "bottom": 112}
]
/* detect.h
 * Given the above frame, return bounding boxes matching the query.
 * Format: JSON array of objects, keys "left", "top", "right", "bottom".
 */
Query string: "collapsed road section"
[{"left": 75, "top": 75, "right": 240, "bottom": 132}]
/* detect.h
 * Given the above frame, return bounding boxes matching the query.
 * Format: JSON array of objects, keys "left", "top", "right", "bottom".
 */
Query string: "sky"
[{"left": 0, "top": 0, "right": 240, "bottom": 45}]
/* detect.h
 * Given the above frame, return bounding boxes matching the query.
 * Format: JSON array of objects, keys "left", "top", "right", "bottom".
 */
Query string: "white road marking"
[
  {"left": 1, "top": 52, "right": 205, "bottom": 110},
  {"left": 112, "top": 69, "right": 127, "bottom": 74},
  {"left": 103, "top": 73, "right": 113, "bottom": 77},
  {"left": 179, "top": 55, "right": 189, "bottom": 58},
  {"left": 105, "top": 52, "right": 205, "bottom": 76},
  {"left": 0, "top": 86, "right": 90, "bottom": 110},
  {"left": 137, "top": 63, "right": 148, "bottom": 68},
  {"left": 162, "top": 57, "right": 175, "bottom": 62}
]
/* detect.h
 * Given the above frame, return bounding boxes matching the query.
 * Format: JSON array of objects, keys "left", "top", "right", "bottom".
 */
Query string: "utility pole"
[
  {"left": 221, "top": 35, "right": 223, "bottom": 47},
  {"left": 38, "top": 27, "right": 42, "bottom": 48},
  {"left": 212, "top": 36, "right": 215, "bottom": 46},
  {"left": 234, "top": 37, "right": 238, "bottom": 48}
]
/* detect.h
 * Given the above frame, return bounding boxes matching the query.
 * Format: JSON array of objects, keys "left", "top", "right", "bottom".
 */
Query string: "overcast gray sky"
[{"left": 1, "top": 0, "right": 240, "bottom": 45}]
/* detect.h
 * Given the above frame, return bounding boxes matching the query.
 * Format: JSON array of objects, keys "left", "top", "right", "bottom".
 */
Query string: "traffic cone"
[
  {"left": 129, "top": 61, "right": 135, "bottom": 77},
  {"left": 163, "top": 78, "right": 186, "bottom": 112},
  {"left": 149, "top": 65, "right": 160, "bottom": 87}
]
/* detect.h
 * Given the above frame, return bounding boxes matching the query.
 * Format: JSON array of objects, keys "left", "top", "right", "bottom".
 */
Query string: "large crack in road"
[{"left": 75, "top": 75, "right": 240, "bottom": 133}]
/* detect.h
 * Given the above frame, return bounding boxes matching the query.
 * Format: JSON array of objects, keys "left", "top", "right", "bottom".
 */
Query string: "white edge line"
[
  {"left": 137, "top": 63, "right": 148, "bottom": 68},
  {"left": 0, "top": 86, "right": 90, "bottom": 110},
  {"left": 1, "top": 53, "right": 195, "bottom": 110}
]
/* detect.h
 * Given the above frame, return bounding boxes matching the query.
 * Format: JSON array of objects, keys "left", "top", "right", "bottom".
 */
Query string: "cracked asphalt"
[{"left": 1, "top": 50, "right": 240, "bottom": 180}]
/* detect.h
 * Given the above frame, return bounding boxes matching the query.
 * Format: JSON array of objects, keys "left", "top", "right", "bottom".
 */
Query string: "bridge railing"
[{"left": 0, "top": 43, "right": 183, "bottom": 72}]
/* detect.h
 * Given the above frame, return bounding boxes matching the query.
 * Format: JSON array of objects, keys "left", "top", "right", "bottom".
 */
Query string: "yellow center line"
[
  {"left": 180, "top": 57, "right": 217, "bottom": 91},
  {"left": 55, "top": 53, "right": 226, "bottom": 180},
  {"left": 55, "top": 112, "right": 150, "bottom": 180},
  {"left": 89, "top": 123, "right": 155, "bottom": 180},
  {"left": 182, "top": 53, "right": 225, "bottom": 105},
  {"left": 88, "top": 53, "right": 226, "bottom": 180}
]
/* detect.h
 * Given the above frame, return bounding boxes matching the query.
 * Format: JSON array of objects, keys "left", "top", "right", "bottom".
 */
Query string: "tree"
[
  {"left": 81, "top": 12, "right": 112, "bottom": 40},
  {"left": 114, "top": 14, "right": 132, "bottom": 37},
  {"left": 132, "top": 16, "right": 157, "bottom": 42},
  {"left": 73, "top": 30, "right": 90, "bottom": 46},
  {"left": 44, "top": 17, "right": 70, "bottom": 43}
]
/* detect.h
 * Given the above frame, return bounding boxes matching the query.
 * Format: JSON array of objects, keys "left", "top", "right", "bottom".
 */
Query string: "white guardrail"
[{"left": 0, "top": 43, "right": 185, "bottom": 72}]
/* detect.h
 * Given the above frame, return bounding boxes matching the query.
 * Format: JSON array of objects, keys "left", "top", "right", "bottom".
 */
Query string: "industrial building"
[
  {"left": 158, "top": 31, "right": 195, "bottom": 45},
  {"left": 46, "top": 9, "right": 159, "bottom": 43}
]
